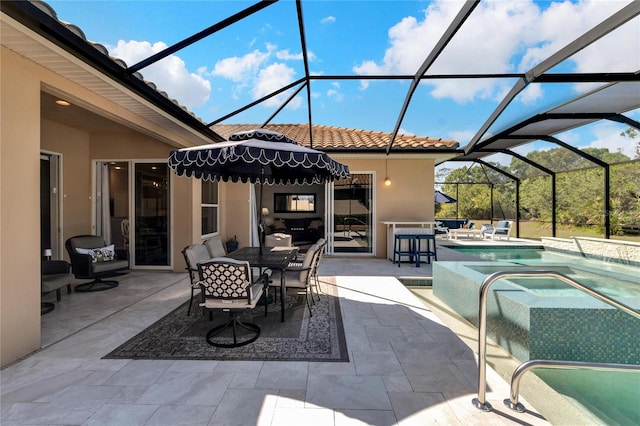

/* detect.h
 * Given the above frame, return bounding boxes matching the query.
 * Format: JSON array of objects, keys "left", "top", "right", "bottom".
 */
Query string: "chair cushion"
[
  {"left": 92, "top": 259, "right": 129, "bottom": 273},
  {"left": 75, "top": 245, "right": 115, "bottom": 263},
  {"left": 68, "top": 235, "right": 108, "bottom": 251},
  {"left": 42, "top": 273, "right": 71, "bottom": 294},
  {"left": 42, "top": 260, "right": 70, "bottom": 275},
  {"left": 184, "top": 244, "right": 211, "bottom": 270},
  {"left": 298, "top": 243, "right": 319, "bottom": 282},
  {"left": 204, "top": 238, "right": 225, "bottom": 258}
]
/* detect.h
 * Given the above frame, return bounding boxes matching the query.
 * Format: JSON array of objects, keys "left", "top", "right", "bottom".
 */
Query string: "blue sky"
[{"left": 47, "top": 0, "right": 639, "bottom": 161}]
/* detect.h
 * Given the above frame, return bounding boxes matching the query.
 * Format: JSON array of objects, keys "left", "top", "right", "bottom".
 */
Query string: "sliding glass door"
[
  {"left": 135, "top": 163, "right": 170, "bottom": 266},
  {"left": 332, "top": 173, "right": 374, "bottom": 254},
  {"left": 95, "top": 161, "right": 171, "bottom": 268}
]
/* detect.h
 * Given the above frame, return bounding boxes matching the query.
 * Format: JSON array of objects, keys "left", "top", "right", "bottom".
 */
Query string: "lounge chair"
[{"left": 482, "top": 221, "right": 512, "bottom": 240}]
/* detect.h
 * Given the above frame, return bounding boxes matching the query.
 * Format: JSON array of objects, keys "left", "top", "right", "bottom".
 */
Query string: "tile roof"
[{"left": 211, "top": 124, "right": 459, "bottom": 151}]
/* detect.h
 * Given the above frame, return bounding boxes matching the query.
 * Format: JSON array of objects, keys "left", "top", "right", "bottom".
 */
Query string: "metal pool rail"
[{"left": 471, "top": 270, "right": 640, "bottom": 412}]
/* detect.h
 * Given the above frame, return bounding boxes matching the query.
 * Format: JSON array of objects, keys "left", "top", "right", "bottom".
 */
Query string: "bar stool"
[
  {"left": 415, "top": 234, "right": 437, "bottom": 266},
  {"left": 393, "top": 233, "right": 415, "bottom": 267}
]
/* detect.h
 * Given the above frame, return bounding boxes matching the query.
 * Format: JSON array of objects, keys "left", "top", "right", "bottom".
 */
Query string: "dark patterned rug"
[{"left": 104, "top": 284, "right": 348, "bottom": 362}]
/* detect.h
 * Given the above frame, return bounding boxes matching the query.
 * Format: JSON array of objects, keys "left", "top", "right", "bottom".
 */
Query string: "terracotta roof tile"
[{"left": 211, "top": 124, "right": 458, "bottom": 151}]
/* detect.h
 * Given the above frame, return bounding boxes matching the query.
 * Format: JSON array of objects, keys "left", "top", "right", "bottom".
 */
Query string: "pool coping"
[{"left": 410, "top": 287, "right": 608, "bottom": 426}]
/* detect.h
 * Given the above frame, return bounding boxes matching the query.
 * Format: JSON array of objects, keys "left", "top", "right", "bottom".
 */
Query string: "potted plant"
[{"left": 225, "top": 235, "right": 238, "bottom": 253}]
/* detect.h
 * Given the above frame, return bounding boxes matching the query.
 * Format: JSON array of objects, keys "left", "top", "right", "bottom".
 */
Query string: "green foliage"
[{"left": 440, "top": 148, "right": 640, "bottom": 236}]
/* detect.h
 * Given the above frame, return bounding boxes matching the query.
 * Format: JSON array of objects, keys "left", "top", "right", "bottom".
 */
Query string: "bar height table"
[{"left": 381, "top": 221, "right": 437, "bottom": 261}]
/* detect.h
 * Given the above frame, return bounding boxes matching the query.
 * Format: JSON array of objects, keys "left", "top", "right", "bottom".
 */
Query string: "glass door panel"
[
  {"left": 135, "top": 163, "right": 170, "bottom": 266},
  {"left": 108, "top": 162, "right": 129, "bottom": 252},
  {"left": 333, "top": 173, "right": 373, "bottom": 253}
]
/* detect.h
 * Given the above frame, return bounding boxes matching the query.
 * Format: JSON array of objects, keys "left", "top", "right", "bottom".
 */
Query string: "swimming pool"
[
  {"left": 432, "top": 247, "right": 640, "bottom": 424},
  {"left": 447, "top": 245, "right": 640, "bottom": 300}
]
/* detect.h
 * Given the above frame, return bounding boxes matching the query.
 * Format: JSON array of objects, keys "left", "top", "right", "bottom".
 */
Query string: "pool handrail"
[
  {"left": 472, "top": 270, "right": 640, "bottom": 412},
  {"left": 503, "top": 359, "right": 640, "bottom": 412}
]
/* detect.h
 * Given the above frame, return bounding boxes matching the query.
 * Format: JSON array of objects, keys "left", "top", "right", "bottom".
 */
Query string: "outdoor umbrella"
[
  {"left": 434, "top": 189, "right": 456, "bottom": 204},
  {"left": 169, "top": 128, "right": 350, "bottom": 251}
]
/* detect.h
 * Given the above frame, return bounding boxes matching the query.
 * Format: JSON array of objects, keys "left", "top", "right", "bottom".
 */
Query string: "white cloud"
[
  {"left": 211, "top": 49, "right": 271, "bottom": 82},
  {"left": 321, "top": 16, "right": 336, "bottom": 25},
  {"left": 327, "top": 88, "right": 344, "bottom": 102},
  {"left": 586, "top": 121, "right": 636, "bottom": 159},
  {"left": 276, "top": 49, "right": 316, "bottom": 61},
  {"left": 110, "top": 40, "right": 210, "bottom": 109},
  {"left": 354, "top": 0, "right": 636, "bottom": 104},
  {"left": 521, "top": 1, "right": 638, "bottom": 73},
  {"left": 252, "top": 63, "right": 301, "bottom": 109},
  {"left": 447, "top": 130, "right": 475, "bottom": 145}
]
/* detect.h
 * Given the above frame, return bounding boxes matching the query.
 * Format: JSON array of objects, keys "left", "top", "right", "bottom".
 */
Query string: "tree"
[{"left": 620, "top": 126, "right": 639, "bottom": 159}]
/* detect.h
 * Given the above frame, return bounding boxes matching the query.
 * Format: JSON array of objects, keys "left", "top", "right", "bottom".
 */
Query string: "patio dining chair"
[
  {"left": 196, "top": 258, "right": 269, "bottom": 348},
  {"left": 310, "top": 238, "right": 327, "bottom": 300},
  {"left": 204, "top": 237, "right": 226, "bottom": 258},
  {"left": 182, "top": 244, "right": 213, "bottom": 316},
  {"left": 272, "top": 242, "right": 321, "bottom": 317}
]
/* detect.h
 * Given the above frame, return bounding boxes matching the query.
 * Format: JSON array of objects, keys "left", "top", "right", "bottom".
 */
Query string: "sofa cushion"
[
  {"left": 272, "top": 218, "right": 287, "bottom": 230},
  {"left": 309, "top": 219, "right": 323, "bottom": 230}
]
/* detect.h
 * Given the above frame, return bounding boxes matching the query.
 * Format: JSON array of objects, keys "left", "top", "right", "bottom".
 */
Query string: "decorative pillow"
[
  {"left": 76, "top": 244, "right": 115, "bottom": 263},
  {"left": 272, "top": 219, "right": 286, "bottom": 230},
  {"left": 308, "top": 219, "right": 323, "bottom": 230}
]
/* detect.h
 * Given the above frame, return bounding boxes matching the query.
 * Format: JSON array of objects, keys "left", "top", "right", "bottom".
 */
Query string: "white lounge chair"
[{"left": 482, "top": 221, "right": 513, "bottom": 240}]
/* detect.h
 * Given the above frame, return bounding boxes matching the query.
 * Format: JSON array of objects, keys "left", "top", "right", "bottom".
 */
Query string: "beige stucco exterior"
[
  {"left": 339, "top": 157, "right": 435, "bottom": 258},
  {"left": 1, "top": 47, "right": 43, "bottom": 366},
  {"left": 1, "top": 40, "right": 436, "bottom": 366},
  {"left": 0, "top": 46, "right": 208, "bottom": 366}
]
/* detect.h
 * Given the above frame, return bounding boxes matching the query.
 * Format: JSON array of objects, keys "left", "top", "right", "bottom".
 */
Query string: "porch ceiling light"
[{"left": 55, "top": 99, "right": 70, "bottom": 106}]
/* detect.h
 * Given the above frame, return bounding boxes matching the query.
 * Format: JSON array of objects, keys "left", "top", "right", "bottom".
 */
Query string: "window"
[
  {"left": 274, "top": 193, "right": 316, "bottom": 213},
  {"left": 201, "top": 181, "right": 218, "bottom": 237}
]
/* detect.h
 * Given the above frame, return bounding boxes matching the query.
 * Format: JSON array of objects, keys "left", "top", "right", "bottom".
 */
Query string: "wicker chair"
[{"left": 65, "top": 235, "right": 128, "bottom": 292}]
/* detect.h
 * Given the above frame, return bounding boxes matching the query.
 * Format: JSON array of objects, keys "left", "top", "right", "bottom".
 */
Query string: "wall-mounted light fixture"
[{"left": 384, "top": 158, "right": 391, "bottom": 186}]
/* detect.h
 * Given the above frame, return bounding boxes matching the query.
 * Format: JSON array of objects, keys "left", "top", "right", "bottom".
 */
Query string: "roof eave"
[{"left": 1, "top": 0, "right": 224, "bottom": 143}]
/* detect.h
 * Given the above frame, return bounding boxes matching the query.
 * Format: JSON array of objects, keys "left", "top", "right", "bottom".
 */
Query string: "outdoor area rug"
[{"left": 104, "top": 282, "right": 348, "bottom": 362}]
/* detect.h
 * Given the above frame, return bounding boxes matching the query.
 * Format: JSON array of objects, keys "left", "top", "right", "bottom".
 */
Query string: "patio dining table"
[{"left": 227, "top": 246, "right": 299, "bottom": 322}]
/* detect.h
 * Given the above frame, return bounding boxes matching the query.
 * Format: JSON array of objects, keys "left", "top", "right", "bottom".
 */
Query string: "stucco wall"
[
  {"left": 40, "top": 123, "right": 196, "bottom": 271},
  {"left": 222, "top": 156, "right": 435, "bottom": 259},
  {"left": 42, "top": 119, "right": 92, "bottom": 240},
  {"left": 1, "top": 45, "right": 203, "bottom": 366},
  {"left": 340, "top": 157, "right": 435, "bottom": 258},
  {"left": 224, "top": 183, "right": 252, "bottom": 247},
  {"left": 1, "top": 47, "right": 42, "bottom": 366}
]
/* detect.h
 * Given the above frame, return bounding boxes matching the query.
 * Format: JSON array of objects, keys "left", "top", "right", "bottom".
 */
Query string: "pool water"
[
  {"left": 536, "top": 369, "right": 640, "bottom": 425},
  {"left": 466, "top": 264, "right": 640, "bottom": 299},
  {"left": 449, "top": 246, "right": 640, "bottom": 300},
  {"left": 433, "top": 247, "right": 640, "bottom": 425},
  {"left": 450, "top": 246, "right": 546, "bottom": 261}
]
